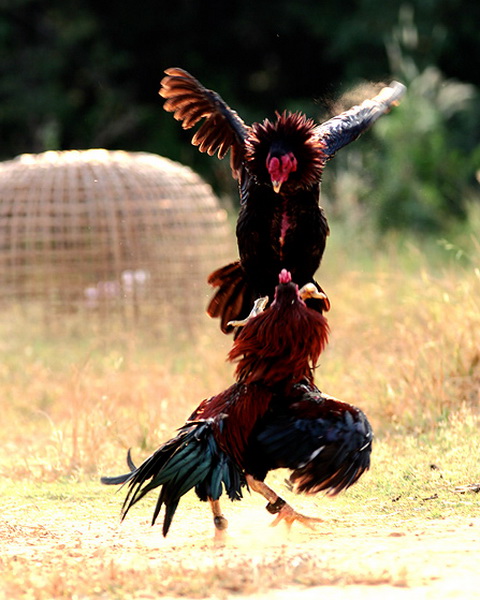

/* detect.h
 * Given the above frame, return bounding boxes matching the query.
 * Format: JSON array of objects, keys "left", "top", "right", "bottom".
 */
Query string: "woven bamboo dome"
[{"left": 0, "top": 149, "right": 233, "bottom": 330}]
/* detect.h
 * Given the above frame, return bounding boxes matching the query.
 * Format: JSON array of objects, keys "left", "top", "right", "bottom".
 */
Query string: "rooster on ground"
[
  {"left": 160, "top": 68, "right": 405, "bottom": 333},
  {"left": 101, "top": 271, "right": 373, "bottom": 539}
]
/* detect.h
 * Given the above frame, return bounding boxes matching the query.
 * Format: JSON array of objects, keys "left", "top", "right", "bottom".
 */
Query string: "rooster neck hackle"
[
  {"left": 228, "top": 284, "right": 330, "bottom": 386},
  {"left": 245, "top": 111, "right": 327, "bottom": 191}
]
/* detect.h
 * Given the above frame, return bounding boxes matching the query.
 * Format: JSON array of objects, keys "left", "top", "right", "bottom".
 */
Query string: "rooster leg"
[
  {"left": 245, "top": 475, "right": 323, "bottom": 531},
  {"left": 209, "top": 498, "right": 228, "bottom": 542}
]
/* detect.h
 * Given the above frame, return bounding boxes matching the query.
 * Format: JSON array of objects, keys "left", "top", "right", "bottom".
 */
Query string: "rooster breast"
[{"left": 236, "top": 185, "right": 329, "bottom": 297}]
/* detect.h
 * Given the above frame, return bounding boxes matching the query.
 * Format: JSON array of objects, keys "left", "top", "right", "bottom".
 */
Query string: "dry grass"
[
  {"left": 1, "top": 229, "right": 479, "bottom": 478},
  {"left": 1, "top": 229, "right": 480, "bottom": 599},
  {"left": 0, "top": 317, "right": 234, "bottom": 480},
  {"left": 318, "top": 227, "right": 480, "bottom": 435}
]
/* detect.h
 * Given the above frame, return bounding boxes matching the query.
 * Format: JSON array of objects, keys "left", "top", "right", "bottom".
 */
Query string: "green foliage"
[
  {"left": 370, "top": 70, "right": 479, "bottom": 232},
  {"left": 0, "top": 0, "right": 135, "bottom": 154},
  {"left": 324, "top": 7, "right": 480, "bottom": 234},
  {"left": 372, "top": 7, "right": 480, "bottom": 232},
  {"left": 1, "top": 1, "right": 480, "bottom": 232}
]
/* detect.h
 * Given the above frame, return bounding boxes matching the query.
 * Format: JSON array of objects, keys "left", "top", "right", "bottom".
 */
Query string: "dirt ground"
[{"left": 1, "top": 492, "right": 479, "bottom": 600}]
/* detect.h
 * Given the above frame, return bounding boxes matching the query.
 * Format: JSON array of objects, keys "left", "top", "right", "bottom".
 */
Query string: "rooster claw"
[
  {"left": 269, "top": 503, "right": 323, "bottom": 530},
  {"left": 298, "top": 282, "right": 328, "bottom": 302},
  {"left": 227, "top": 296, "right": 269, "bottom": 328}
]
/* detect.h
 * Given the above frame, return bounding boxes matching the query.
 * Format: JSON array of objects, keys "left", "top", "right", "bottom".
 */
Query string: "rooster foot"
[
  {"left": 227, "top": 296, "right": 269, "bottom": 328},
  {"left": 245, "top": 475, "right": 322, "bottom": 531},
  {"left": 298, "top": 282, "right": 327, "bottom": 302},
  {"left": 269, "top": 502, "right": 323, "bottom": 530}
]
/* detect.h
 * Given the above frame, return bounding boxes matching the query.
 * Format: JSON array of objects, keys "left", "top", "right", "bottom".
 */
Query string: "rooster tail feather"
[
  {"left": 126, "top": 448, "right": 137, "bottom": 471},
  {"left": 100, "top": 472, "right": 133, "bottom": 486},
  {"left": 162, "top": 499, "right": 180, "bottom": 536},
  {"left": 101, "top": 449, "right": 138, "bottom": 486},
  {"left": 102, "top": 420, "right": 245, "bottom": 536},
  {"left": 195, "top": 452, "right": 245, "bottom": 503}
]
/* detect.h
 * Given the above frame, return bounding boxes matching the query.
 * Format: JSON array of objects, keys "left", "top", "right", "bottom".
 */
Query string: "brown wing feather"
[{"left": 160, "top": 68, "right": 249, "bottom": 179}]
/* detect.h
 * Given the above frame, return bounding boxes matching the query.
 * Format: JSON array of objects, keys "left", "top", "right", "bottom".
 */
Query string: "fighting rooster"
[
  {"left": 101, "top": 271, "right": 373, "bottom": 538},
  {"left": 160, "top": 68, "right": 405, "bottom": 333}
]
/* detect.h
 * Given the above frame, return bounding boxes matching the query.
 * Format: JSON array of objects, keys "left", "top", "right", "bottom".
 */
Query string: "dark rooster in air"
[
  {"left": 159, "top": 68, "right": 405, "bottom": 333},
  {"left": 101, "top": 271, "right": 372, "bottom": 538}
]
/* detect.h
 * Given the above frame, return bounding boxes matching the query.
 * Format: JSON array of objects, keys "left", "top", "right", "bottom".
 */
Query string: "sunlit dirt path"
[{"left": 1, "top": 493, "right": 479, "bottom": 599}]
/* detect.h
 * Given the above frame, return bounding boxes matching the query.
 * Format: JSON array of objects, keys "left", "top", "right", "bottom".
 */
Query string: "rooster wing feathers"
[
  {"left": 315, "top": 81, "right": 406, "bottom": 157},
  {"left": 246, "top": 385, "right": 373, "bottom": 495},
  {"left": 160, "top": 67, "right": 249, "bottom": 180}
]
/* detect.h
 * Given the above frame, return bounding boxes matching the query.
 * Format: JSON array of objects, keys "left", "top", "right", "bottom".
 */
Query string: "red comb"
[{"left": 279, "top": 269, "right": 292, "bottom": 284}]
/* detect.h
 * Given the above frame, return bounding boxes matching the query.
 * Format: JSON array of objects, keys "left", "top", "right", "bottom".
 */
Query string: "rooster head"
[
  {"left": 266, "top": 150, "right": 298, "bottom": 193},
  {"left": 246, "top": 111, "right": 327, "bottom": 194},
  {"left": 274, "top": 270, "right": 327, "bottom": 307}
]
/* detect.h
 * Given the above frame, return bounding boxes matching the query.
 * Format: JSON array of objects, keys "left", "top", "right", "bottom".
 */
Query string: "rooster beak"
[
  {"left": 299, "top": 283, "right": 327, "bottom": 301},
  {"left": 272, "top": 181, "right": 282, "bottom": 194}
]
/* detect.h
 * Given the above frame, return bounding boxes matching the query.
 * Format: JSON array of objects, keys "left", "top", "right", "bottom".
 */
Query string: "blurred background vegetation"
[
  {"left": 0, "top": 0, "right": 480, "bottom": 477},
  {"left": 1, "top": 0, "right": 479, "bottom": 235}
]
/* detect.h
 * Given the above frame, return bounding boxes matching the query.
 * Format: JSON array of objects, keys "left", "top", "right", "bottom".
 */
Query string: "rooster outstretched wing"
[
  {"left": 159, "top": 67, "right": 249, "bottom": 180},
  {"left": 315, "top": 81, "right": 406, "bottom": 157}
]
